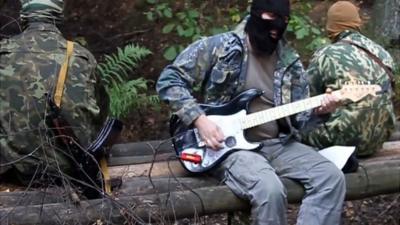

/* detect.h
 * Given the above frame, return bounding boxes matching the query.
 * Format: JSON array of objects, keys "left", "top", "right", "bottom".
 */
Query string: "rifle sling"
[
  {"left": 49, "top": 41, "right": 121, "bottom": 197},
  {"left": 54, "top": 41, "right": 73, "bottom": 108}
]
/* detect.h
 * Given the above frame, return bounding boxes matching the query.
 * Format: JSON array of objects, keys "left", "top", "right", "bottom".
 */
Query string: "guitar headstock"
[{"left": 338, "top": 82, "right": 382, "bottom": 102}]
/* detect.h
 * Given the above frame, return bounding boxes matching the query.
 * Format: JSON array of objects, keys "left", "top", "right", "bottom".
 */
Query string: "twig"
[{"left": 107, "top": 28, "right": 152, "bottom": 41}]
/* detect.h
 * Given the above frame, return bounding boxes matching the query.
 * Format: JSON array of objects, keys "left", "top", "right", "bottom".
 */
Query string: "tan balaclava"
[{"left": 326, "top": 1, "right": 362, "bottom": 40}]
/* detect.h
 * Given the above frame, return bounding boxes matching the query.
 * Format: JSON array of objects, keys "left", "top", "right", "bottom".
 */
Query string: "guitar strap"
[{"left": 340, "top": 39, "right": 395, "bottom": 89}]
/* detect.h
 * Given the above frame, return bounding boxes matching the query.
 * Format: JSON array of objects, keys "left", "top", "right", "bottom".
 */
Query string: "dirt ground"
[{"left": 0, "top": 0, "right": 399, "bottom": 224}]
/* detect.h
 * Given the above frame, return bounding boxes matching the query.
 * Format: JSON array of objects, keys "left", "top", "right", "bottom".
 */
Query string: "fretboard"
[{"left": 240, "top": 94, "right": 327, "bottom": 130}]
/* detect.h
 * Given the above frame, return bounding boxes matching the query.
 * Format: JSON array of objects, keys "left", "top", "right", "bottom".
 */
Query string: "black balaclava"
[{"left": 245, "top": 0, "right": 290, "bottom": 55}]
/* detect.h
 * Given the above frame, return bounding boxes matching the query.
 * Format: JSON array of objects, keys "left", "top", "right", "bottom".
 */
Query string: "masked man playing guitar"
[{"left": 157, "top": 0, "right": 346, "bottom": 224}]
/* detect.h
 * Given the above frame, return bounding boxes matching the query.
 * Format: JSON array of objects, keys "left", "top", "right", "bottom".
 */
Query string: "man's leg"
[
  {"left": 211, "top": 150, "right": 288, "bottom": 225},
  {"left": 260, "top": 139, "right": 346, "bottom": 225}
]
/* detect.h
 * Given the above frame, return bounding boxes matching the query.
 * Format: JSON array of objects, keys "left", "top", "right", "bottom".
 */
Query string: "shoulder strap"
[
  {"left": 340, "top": 39, "right": 395, "bottom": 88},
  {"left": 54, "top": 41, "right": 74, "bottom": 107}
]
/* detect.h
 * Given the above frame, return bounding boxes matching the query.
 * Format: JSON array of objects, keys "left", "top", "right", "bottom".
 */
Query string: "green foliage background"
[
  {"left": 80, "top": 0, "right": 398, "bottom": 123},
  {"left": 143, "top": 0, "right": 327, "bottom": 61}
]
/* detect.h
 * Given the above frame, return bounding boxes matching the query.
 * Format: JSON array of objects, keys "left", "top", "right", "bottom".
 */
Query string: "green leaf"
[
  {"left": 231, "top": 14, "right": 241, "bottom": 23},
  {"left": 295, "top": 28, "right": 308, "bottom": 39},
  {"left": 188, "top": 10, "right": 199, "bottom": 18},
  {"left": 146, "top": 0, "right": 156, "bottom": 4},
  {"left": 210, "top": 27, "right": 226, "bottom": 35},
  {"left": 162, "top": 23, "right": 175, "bottom": 34},
  {"left": 156, "top": 4, "right": 166, "bottom": 11},
  {"left": 311, "top": 27, "right": 321, "bottom": 35},
  {"left": 145, "top": 12, "right": 154, "bottom": 21},
  {"left": 176, "top": 12, "right": 185, "bottom": 20},
  {"left": 163, "top": 8, "right": 173, "bottom": 18},
  {"left": 163, "top": 46, "right": 177, "bottom": 61},
  {"left": 182, "top": 27, "right": 195, "bottom": 37},
  {"left": 192, "top": 34, "right": 202, "bottom": 41},
  {"left": 176, "top": 25, "right": 185, "bottom": 36}
]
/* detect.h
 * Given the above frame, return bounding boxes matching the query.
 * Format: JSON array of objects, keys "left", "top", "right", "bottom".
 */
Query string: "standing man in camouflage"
[
  {"left": 157, "top": 0, "right": 346, "bottom": 224},
  {"left": 301, "top": 1, "right": 397, "bottom": 157},
  {"left": 0, "top": 0, "right": 102, "bottom": 184}
]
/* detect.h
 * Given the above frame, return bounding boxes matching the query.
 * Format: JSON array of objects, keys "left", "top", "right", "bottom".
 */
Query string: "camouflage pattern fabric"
[
  {"left": 0, "top": 22, "right": 100, "bottom": 181},
  {"left": 20, "top": 0, "right": 64, "bottom": 24},
  {"left": 157, "top": 16, "right": 310, "bottom": 132},
  {"left": 302, "top": 30, "right": 397, "bottom": 157}
]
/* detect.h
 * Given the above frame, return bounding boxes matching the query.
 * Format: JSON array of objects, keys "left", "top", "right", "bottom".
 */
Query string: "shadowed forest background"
[{"left": 0, "top": 0, "right": 399, "bottom": 224}]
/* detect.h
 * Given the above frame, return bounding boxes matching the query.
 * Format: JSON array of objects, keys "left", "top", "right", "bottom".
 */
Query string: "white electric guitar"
[{"left": 170, "top": 84, "right": 382, "bottom": 173}]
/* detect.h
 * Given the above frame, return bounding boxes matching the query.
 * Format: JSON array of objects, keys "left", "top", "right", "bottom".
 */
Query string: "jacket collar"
[{"left": 334, "top": 30, "right": 355, "bottom": 42}]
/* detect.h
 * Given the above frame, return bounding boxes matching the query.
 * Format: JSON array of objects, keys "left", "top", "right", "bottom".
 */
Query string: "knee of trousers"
[
  {"left": 248, "top": 174, "right": 287, "bottom": 206},
  {"left": 316, "top": 163, "right": 346, "bottom": 192},
  {"left": 222, "top": 151, "right": 286, "bottom": 205}
]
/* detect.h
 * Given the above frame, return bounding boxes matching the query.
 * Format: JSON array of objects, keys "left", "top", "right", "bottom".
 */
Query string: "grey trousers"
[{"left": 211, "top": 138, "right": 346, "bottom": 225}]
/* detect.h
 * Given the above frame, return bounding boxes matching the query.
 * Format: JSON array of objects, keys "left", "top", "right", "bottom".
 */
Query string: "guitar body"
[{"left": 170, "top": 89, "right": 264, "bottom": 173}]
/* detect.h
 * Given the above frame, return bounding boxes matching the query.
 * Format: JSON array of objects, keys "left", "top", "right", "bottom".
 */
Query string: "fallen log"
[
  {"left": 2, "top": 143, "right": 399, "bottom": 208},
  {"left": 108, "top": 146, "right": 400, "bottom": 179},
  {"left": 108, "top": 153, "right": 173, "bottom": 166},
  {"left": 110, "top": 140, "right": 174, "bottom": 157},
  {"left": 1, "top": 159, "right": 399, "bottom": 225},
  {"left": 388, "top": 120, "right": 400, "bottom": 141},
  {"left": 0, "top": 186, "right": 247, "bottom": 225},
  {"left": 0, "top": 191, "right": 65, "bottom": 208},
  {"left": 108, "top": 138, "right": 400, "bottom": 166},
  {"left": 0, "top": 177, "right": 218, "bottom": 207},
  {"left": 109, "top": 121, "right": 399, "bottom": 159},
  {"left": 109, "top": 159, "right": 188, "bottom": 178},
  {"left": 388, "top": 131, "right": 400, "bottom": 141}
]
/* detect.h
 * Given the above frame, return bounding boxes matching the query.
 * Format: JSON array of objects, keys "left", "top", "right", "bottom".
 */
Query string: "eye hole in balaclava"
[{"left": 245, "top": 0, "right": 290, "bottom": 55}]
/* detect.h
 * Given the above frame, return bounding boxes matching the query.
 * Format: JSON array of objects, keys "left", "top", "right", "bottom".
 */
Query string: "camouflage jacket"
[
  {"left": 157, "top": 19, "right": 309, "bottom": 133},
  {"left": 302, "top": 30, "right": 397, "bottom": 156},
  {"left": 0, "top": 22, "right": 101, "bottom": 177}
]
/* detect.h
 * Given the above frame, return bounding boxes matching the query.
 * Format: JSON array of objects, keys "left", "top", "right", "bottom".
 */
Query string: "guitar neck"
[{"left": 241, "top": 93, "right": 329, "bottom": 130}]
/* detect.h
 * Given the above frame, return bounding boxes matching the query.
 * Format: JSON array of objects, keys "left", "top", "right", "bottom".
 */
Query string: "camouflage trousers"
[
  {"left": 301, "top": 105, "right": 396, "bottom": 157},
  {"left": 211, "top": 138, "right": 346, "bottom": 225},
  {"left": 0, "top": 140, "right": 73, "bottom": 185}
]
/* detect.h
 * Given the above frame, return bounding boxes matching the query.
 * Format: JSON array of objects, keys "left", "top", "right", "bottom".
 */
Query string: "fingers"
[
  {"left": 204, "top": 138, "right": 222, "bottom": 150},
  {"left": 203, "top": 126, "right": 224, "bottom": 150},
  {"left": 194, "top": 115, "right": 224, "bottom": 150},
  {"left": 315, "top": 89, "right": 342, "bottom": 115},
  {"left": 321, "top": 94, "right": 336, "bottom": 111}
]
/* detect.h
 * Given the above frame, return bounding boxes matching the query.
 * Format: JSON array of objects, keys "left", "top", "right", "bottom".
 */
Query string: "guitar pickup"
[
  {"left": 180, "top": 153, "right": 202, "bottom": 164},
  {"left": 193, "top": 129, "right": 206, "bottom": 147}
]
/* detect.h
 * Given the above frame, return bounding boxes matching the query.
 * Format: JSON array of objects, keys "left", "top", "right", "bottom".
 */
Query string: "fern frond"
[
  {"left": 97, "top": 43, "right": 156, "bottom": 118},
  {"left": 107, "top": 78, "right": 151, "bottom": 118},
  {"left": 97, "top": 43, "right": 152, "bottom": 85}
]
